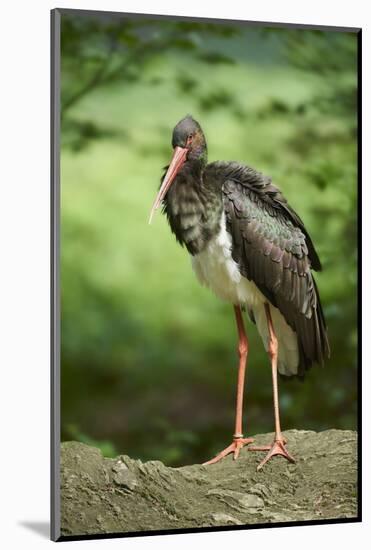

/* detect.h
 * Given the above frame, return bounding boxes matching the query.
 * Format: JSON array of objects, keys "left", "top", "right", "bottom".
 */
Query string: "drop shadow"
[{"left": 18, "top": 521, "right": 50, "bottom": 539}]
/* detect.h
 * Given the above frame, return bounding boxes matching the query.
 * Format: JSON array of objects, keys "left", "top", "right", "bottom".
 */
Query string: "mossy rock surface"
[{"left": 60, "top": 429, "right": 358, "bottom": 537}]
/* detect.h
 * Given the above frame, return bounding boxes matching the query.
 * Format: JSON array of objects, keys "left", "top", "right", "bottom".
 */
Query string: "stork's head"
[
  {"left": 171, "top": 115, "right": 207, "bottom": 163},
  {"left": 149, "top": 115, "right": 207, "bottom": 223}
]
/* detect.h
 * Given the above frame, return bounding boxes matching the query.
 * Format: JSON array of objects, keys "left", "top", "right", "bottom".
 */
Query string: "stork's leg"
[
  {"left": 203, "top": 305, "right": 254, "bottom": 465},
  {"left": 248, "top": 303, "right": 296, "bottom": 470}
]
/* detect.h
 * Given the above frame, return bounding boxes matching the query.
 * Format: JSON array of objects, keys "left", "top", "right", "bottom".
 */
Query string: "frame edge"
[{"left": 51, "top": 7, "right": 61, "bottom": 543}]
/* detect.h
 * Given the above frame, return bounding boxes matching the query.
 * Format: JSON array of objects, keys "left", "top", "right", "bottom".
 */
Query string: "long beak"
[{"left": 149, "top": 146, "right": 188, "bottom": 224}]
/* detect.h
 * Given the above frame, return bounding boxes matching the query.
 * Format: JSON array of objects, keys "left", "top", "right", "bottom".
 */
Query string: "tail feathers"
[{"left": 249, "top": 284, "right": 330, "bottom": 379}]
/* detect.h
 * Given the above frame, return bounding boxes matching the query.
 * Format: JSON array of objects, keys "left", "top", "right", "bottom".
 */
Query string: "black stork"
[{"left": 149, "top": 115, "right": 330, "bottom": 470}]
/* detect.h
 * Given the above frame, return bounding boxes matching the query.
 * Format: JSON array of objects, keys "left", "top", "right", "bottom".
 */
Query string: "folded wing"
[{"left": 205, "top": 161, "right": 330, "bottom": 377}]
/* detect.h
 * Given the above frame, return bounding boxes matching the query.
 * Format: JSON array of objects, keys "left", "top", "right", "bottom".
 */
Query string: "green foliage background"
[{"left": 60, "top": 12, "right": 358, "bottom": 466}]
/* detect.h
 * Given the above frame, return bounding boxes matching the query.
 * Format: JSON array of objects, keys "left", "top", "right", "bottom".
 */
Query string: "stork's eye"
[{"left": 186, "top": 134, "right": 194, "bottom": 146}]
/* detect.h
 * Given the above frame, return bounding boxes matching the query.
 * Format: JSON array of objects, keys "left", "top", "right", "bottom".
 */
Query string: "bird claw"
[
  {"left": 203, "top": 436, "right": 254, "bottom": 465},
  {"left": 248, "top": 436, "right": 295, "bottom": 470}
]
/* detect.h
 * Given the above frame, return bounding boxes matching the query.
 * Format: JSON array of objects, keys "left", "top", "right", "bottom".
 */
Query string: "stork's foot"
[
  {"left": 248, "top": 436, "right": 295, "bottom": 471},
  {"left": 203, "top": 436, "right": 254, "bottom": 465}
]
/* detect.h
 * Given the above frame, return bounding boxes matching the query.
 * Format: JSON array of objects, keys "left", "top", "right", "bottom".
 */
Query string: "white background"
[{"left": 0, "top": 0, "right": 368, "bottom": 548}]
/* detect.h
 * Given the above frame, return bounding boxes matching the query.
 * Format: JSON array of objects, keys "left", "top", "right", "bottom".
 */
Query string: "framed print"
[{"left": 51, "top": 7, "right": 361, "bottom": 541}]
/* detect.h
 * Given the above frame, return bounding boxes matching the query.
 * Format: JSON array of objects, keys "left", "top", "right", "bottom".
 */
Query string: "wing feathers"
[{"left": 218, "top": 168, "right": 330, "bottom": 377}]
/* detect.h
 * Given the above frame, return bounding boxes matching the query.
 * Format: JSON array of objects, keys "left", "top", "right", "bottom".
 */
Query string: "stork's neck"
[
  {"left": 163, "top": 160, "right": 223, "bottom": 256},
  {"left": 180, "top": 157, "right": 206, "bottom": 179}
]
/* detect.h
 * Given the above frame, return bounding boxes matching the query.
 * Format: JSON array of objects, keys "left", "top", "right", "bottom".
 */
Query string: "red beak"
[{"left": 149, "top": 146, "right": 188, "bottom": 224}]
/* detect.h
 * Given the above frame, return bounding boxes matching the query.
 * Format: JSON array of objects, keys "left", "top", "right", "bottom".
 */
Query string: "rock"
[
  {"left": 209, "top": 513, "right": 243, "bottom": 526},
  {"left": 206, "top": 488, "right": 264, "bottom": 510},
  {"left": 111, "top": 461, "right": 139, "bottom": 490},
  {"left": 59, "top": 429, "right": 358, "bottom": 538}
]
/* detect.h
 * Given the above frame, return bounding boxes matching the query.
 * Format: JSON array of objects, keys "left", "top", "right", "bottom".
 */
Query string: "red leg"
[
  {"left": 203, "top": 305, "right": 254, "bottom": 465},
  {"left": 248, "top": 303, "right": 296, "bottom": 470}
]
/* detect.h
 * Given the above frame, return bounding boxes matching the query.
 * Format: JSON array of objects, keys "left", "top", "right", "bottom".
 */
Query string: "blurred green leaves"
[
  {"left": 61, "top": 117, "right": 127, "bottom": 151},
  {"left": 61, "top": 14, "right": 238, "bottom": 128}
]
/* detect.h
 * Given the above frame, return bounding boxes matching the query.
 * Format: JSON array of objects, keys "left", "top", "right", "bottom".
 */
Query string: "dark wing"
[{"left": 206, "top": 161, "right": 330, "bottom": 377}]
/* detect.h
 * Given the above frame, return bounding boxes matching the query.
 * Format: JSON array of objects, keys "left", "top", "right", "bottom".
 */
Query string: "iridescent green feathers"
[{"left": 208, "top": 161, "right": 330, "bottom": 376}]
